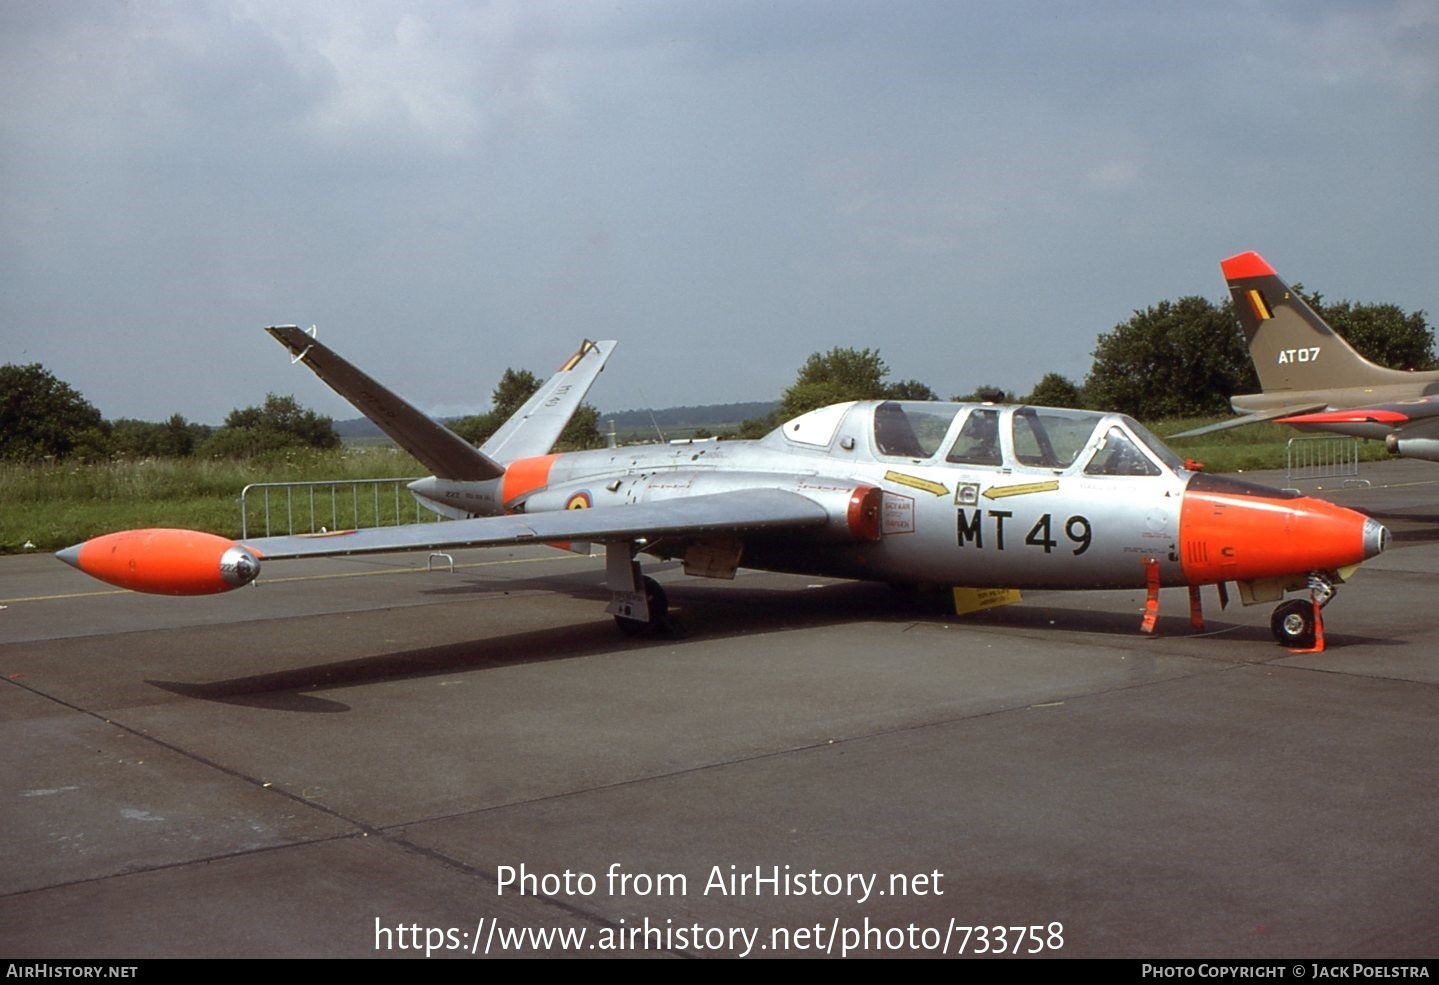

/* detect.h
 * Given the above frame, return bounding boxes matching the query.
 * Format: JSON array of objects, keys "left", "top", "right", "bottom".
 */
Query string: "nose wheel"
[
  {"left": 1270, "top": 599, "right": 1317, "bottom": 648},
  {"left": 1269, "top": 572, "right": 1334, "bottom": 649}
]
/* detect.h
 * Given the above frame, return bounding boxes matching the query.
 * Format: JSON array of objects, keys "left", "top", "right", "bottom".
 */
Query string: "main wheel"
[
  {"left": 1270, "top": 599, "right": 1316, "bottom": 648},
  {"left": 615, "top": 576, "right": 669, "bottom": 638}
]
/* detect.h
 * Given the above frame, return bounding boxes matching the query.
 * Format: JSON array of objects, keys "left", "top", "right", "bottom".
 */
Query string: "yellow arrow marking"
[
  {"left": 883, "top": 471, "right": 949, "bottom": 497},
  {"left": 982, "top": 480, "right": 1060, "bottom": 500}
]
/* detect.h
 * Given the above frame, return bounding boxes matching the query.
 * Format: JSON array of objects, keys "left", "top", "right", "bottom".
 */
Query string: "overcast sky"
[{"left": 3, "top": 1, "right": 1437, "bottom": 424}]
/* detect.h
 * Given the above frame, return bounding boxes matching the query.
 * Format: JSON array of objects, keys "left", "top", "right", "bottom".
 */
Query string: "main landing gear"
[
  {"left": 1269, "top": 572, "right": 1336, "bottom": 650},
  {"left": 606, "top": 543, "right": 678, "bottom": 639},
  {"left": 615, "top": 575, "right": 670, "bottom": 638}
]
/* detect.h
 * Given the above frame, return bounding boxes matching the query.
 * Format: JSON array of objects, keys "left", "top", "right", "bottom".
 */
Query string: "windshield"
[
  {"left": 1084, "top": 427, "right": 1161, "bottom": 476},
  {"left": 1124, "top": 417, "right": 1189, "bottom": 472}
]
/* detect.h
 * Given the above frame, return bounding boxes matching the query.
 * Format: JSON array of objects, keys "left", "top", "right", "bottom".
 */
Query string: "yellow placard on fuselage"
[{"left": 952, "top": 587, "right": 1023, "bottom": 615}]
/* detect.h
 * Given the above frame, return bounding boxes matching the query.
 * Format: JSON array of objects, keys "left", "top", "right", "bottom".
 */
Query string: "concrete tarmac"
[{"left": 2, "top": 460, "right": 1437, "bottom": 958}]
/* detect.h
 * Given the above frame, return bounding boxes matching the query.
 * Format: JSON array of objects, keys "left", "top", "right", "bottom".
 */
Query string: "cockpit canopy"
[{"left": 767, "top": 400, "right": 1188, "bottom": 477}]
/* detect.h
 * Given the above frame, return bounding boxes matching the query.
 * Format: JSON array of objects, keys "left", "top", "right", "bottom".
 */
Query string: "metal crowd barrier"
[
  {"left": 1285, "top": 436, "right": 1362, "bottom": 483},
  {"left": 239, "top": 477, "right": 445, "bottom": 538}
]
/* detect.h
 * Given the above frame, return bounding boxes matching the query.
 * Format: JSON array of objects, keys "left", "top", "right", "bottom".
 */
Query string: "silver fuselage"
[{"left": 411, "top": 402, "right": 1193, "bottom": 590}]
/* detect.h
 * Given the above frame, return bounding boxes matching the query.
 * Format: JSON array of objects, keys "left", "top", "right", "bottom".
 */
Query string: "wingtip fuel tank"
[{"left": 56, "top": 529, "right": 261, "bottom": 595}]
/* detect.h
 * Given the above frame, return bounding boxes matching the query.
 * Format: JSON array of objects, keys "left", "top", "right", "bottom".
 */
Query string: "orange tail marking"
[{"left": 501, "top": 454, "right": 561, "bottom": 508}]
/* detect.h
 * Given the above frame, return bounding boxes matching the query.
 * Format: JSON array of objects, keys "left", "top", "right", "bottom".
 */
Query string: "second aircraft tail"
[{"left": 1221, "top": 251, "right": 1413, "bottom": 394}]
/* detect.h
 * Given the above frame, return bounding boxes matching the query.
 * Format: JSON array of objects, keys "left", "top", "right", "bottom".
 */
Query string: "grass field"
[
  {"left": 1, "top": 422, "right": 1391, "bottom": 554},
  {"left": 1156, "top": 418, "right": 1389, "bottom": 473},
  {"left": 1, "top": 447, "right": 425, "bottom": 553}
]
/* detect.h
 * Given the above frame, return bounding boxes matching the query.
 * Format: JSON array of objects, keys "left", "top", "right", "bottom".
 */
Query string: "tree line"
[
  {"left": 5, "top": 284, "right": 1432, "bottom": 461},
  {"left": 740, "top": 286, "right": 1432, "bottom": 431},
  {"left": 0, "top": 362, "right": 601, "bottom": 463},
  {"left": 0, "top": 363, "right": 340, "bottom": 462}
]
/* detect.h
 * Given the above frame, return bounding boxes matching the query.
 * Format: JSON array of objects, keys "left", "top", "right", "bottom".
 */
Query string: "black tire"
[
  {"left": 1271, "top": 599, "right": 1316, "bottom": 648},
  {"left": 614, "top": 577, "right": 669, "bottom": 638},
  {"left": 615, "top": 613, "right": 650, "bottom": 637}
]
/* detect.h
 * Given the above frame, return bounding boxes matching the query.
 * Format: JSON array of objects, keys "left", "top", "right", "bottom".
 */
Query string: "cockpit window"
[
  {"left": 1011, "top": 407, "right": 1096, "bottom": 469},
  {"left": 872, "top": 401, "right": 957, "bottom": 459},
  {"left": 946, "top": 408, "right": 1001, "bottom": 466},
  {"left": 1084, "top": 427, "right": 1161, "bottom": 476},
  {"left": 781, "top": 402, "right": 855, "bottom": 447}
]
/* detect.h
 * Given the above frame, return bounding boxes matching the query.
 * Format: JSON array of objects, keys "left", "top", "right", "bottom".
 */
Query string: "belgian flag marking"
[{"left": 1246, "top": 289, "right": 1272, "bottom": 321}]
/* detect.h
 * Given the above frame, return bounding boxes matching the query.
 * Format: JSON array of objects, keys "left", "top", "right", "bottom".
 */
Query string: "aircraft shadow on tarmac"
[
  {"left": 147, "top": 617, "right": 635, "bottom": 713},
  {"left": 416, "top": 561, "right": 1270, "bottom": 642},
  {"left": 145, "top": 567, "right": 1371, "bottom": 713}
]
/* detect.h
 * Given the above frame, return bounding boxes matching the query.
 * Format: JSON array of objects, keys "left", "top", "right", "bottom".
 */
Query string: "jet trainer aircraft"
[
  {"left": 58, "top": 327, "right": 1388, "bottom": 649},
  {"left": 1173, "top": 251, "right": 1439, "bottom": 459}
]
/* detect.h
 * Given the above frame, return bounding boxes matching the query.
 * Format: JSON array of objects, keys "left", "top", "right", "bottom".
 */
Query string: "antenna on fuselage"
[{"left": 636, "top": 386, "right": 666, "bottom": 443}]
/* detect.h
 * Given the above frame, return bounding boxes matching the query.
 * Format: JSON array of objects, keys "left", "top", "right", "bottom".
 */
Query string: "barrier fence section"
[
  {"left": 1285, "top": 436, "right": 1361, "bottom": 482},
  {"left": 240, "top": 478, "right": 446, "bottom": 539}
]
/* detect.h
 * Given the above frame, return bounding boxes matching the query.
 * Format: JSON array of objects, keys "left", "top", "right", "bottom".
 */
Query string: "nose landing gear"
[{"left": 1270, "top": 572, "right": 1335, "bottom": 650}]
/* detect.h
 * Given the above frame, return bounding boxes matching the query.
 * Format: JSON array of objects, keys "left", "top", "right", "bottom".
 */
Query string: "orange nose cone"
[
  {"left": 1180, "top": 479, "right": 1387, "bottom": 585},
  {"left": 56, "top": 528, "right": 261, "bottom": 595}
]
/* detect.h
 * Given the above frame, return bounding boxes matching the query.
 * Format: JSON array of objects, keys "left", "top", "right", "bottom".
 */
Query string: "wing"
[
  {"left": 57, "top": 490, "right": 832, "bottom": 595},
  {"left": 1278, "top": 395, "right": 1439, "bottom": 461},
  {"left": 1168, "top": 404, "right": 1328, "bottom": 438},
  {"left": 1276, "top": 396, "right": 1439, "bottom": 427},
  {"left": 244, "top": 488, "right": 828, "bottom": 560}
]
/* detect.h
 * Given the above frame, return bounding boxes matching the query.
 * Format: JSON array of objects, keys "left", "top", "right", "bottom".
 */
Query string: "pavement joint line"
[
  {"left": 4, "top": 636, "right": 1235, "bottom": 902},
  {"left": 0, "top": 832, "right": 362, "bottom": 902},
  {"left": 371, "top": 661, "right": 1251, "bottom": 835},
  {"left": 1265, "top": 661, "right": 1439, "bottom": 690},
  {"left": 0, "top": 675, "right": 381, "bottom": 856},
  {"left": 12, "top": 634, "right": 1237, "bottom": 952},
  {"left": 373, "top": 835, "right": 669, "bottom": 952},
  {"left": 0, "top": 668, "right": 487, "bottom": 908}
]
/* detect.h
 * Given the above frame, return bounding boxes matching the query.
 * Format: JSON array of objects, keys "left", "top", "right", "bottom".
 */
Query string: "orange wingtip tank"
[{"left": 55, "top": 529, "right": 261, "bottom": 595}]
